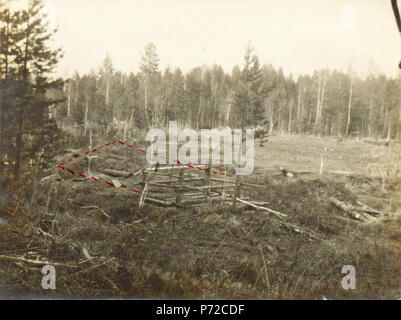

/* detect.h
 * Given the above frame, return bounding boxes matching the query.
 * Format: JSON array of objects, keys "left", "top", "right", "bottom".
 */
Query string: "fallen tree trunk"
[
  {"left": 0, "top": 254, "right": 78, "bottom": 267},
  {"left": 330, "top": 197, "right": 375, "bottom": 222},
  {"left": 235, "top": 198, "right": 287, "bottom": 219}
]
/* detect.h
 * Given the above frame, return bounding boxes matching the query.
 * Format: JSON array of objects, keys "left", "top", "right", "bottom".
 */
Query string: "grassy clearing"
[{"left": 0, "top": 135, "right": 401, "bottom": 299}]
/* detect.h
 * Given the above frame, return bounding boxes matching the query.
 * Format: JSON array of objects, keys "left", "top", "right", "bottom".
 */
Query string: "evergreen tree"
[
  {"left": 0, "top": 0, "right": 63, "bottom": 177},
  {"left": 139, "top": 42, "right": 160, "bottom": 128},
  {"left": 233, "top": 43, "right": 264, "bottom": 130}
]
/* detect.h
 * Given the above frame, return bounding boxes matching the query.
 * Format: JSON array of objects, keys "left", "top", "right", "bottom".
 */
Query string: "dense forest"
[
  {"left": 57, "top": 46, "right": 401, "bottom": 141},
  {"left": 1, "top": 0, "right": 401, "bottom": 179}
]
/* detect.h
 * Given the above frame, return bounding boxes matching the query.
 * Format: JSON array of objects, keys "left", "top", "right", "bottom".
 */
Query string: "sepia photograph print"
[{"left": 0, "top": 0, "right": 401, "bottom": 305}]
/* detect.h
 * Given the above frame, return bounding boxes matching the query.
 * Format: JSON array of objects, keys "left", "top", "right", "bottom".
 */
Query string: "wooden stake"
[
  {"left": 88, "top": 129, "right": 92, "bottom": 175},
  {"left": 320, "top": 156, "right": 324, "bottom": 175},
  {"left": 232, "top": 175, "right": 240, "bottom": 208},
  {"left": 235, "top": 198, "right": 286, "bottom": 218},
  {"left": 204, "top": 164, "right": 211, "bottom": 202},
  {"left": 139, "top": 171, "right": 149, "bottom": 208}
]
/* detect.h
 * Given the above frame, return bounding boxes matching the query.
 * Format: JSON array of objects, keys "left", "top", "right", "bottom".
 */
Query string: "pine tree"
[
  {"left": 140, "top": 42, "right": 160, "bottom": 128},
  {"left": 0, "top": 0, "right": 63, "bottom": 177},
  {"left": 0, "top": 0, "right": 21, "bottom": 172},
  {"left": 233, "top": 42, "right": 264, "bottom": 130}
]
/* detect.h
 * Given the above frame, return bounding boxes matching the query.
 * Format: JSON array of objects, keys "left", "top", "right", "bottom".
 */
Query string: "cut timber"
[
  {"left": 104, "top": 169, "right": 132, "bottom": 178},
  {"left": 132, "top": 169, "right": 143, "bottom": 177},
  {"left": 150, "top": 177, "right": 204, "bottom": 184},
  {"left": 279, "top": 221, "right": 322, "bottom": 240},
  {"left": 234, "top": 200, "right": 321, "bottom": 240},
  {"left": 146, "top": 183, "right": 233, "bottom": 192},
  {"left": 211, "top": 177, "right": 265, "bottom": 188},
  {"left": 176, "top": 170, "right": 184, "bottom": 204},
  {"left": 144, "top": 197, "right": 172, "bottom": 206},
  {"left": 66, "top": 148, "right": 81, "bottom": 154},
  {"left": 0, "top": 254, "right": 78, "bottom": 267},
  {"left": 180, "top": 193, "right": 222, "bottom": 202},
  {"left": 329, "top": 170, "right": 357, "bottom": 177},
  {"left": 329, "top": 197, "right": 375, "bottom": 222},
  {"left": 279, "top": 167, "right": 294, "bottom": 178},
  {"left": 108, "top": 154, "right": 127, "bottom": 161},
  {"left": 112, "top": 179, "right": 122, "bottom": 188},
  {"left": 355, "top": 201, "right": 383, "bottom": 215},
  {"left": 249, "top": 200, "right": 270, "bottom": 206},
  {"left": 82, "top": 248, "right": 93, "bottom": 261},
  {"left": 330, "top": 197, "right": 364, "bottom": 221},
  {"left": 204, "top": 164, "right": 212, "bottom": 202},
  {"left": 139, "top": 172, "right": 149, "bottom": 208},
  {"left": 145, "top": 165, "right": 208, "bottom": 172},
  {"left": 235, "top": 198, "right": 287, "bottom": 219},
  {"left": 40, "top": 174, "right": 62, "bottom": 184},
  {"left": 194, "top": 185, "right": 235, "bottom": 190},
  {"left": 239, "top": 182, "right": 266, "bottom": 188}
]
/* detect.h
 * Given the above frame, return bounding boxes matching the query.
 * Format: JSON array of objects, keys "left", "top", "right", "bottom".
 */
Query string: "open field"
[
  {"left": 1, "top": 135, "right": 401, "bottom": 299},
  {"left": 254, "top": 135, "right": 390, "bottom": 176}
]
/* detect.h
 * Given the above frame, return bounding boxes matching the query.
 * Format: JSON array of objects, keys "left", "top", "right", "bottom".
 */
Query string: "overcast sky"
[{"left": 24, "top": 0, "right": 401, "bottom": 78}]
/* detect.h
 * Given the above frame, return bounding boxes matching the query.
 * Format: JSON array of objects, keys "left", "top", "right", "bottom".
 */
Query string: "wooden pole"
[
  {"left": 88, "top": 129, "right": 92, "bottom": 175},
  {"left": 204, "top": 164, "right": 211, "bottom": 202},
  {"left": 232, "top": 175, "right": 240, "bottom": 208},
  {"left": 320, "top": 156, "right": 324, "bottom": 175},
  {"left": 139, "top": 171, "right": 149, "bottom": 208},
  {"left": 176, "top": 170, "right": 183, "bottom": 205},
  {"left": 142, "top": 171, "right": 148, "bottom": 186}
]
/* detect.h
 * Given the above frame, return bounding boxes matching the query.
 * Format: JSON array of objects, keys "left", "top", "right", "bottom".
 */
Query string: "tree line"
[{"left": 56, "top": 43, "right": 401, "bottom": 142}]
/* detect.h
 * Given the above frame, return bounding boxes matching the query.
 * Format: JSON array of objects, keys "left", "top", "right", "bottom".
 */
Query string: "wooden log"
[
  {"left": 147, "top": 182, "right": 194, "bottom": 190},
  {"left": 132, "top": 169, "right": 143, "bottom": 177},
  {"left": 139, "top": 172, "right": 149, "bottom": 208},
  {"left": 240, "top": 181, "right": 265, "bottom": 188},
  {"left": 191, "top": 185, "right": 235, "bottom": 190},
  {"left": 329, "top": 170, "right": 357, "bottom": 177},
  {"left": 355, "top": 201, "right": 383, "bottom": 215},
  {"left": 169, "top": 192, "right": 205, "bottom": 198},
  {"left": 150, "top": 177, "right": 204, "bottom": 184},
  {"left": 40, "top": 174, "right": 62, "bottom": 183},
  {"left": 278, "top": 220, "right": 321, "bottom": 240},
  {"left": 150, "top": 172, "right": 201, "bottom": 178},
  {"left": 330, "top": 197, "right": 364, "bottom": 221},
  {"left": 204, "top": 164, "right": 211, "bottom": 202},
  {"left": 145, "top": 164, "right": 208, "bottom": 172},
  {"left": 329, "top": 197, "right": 373, "bottom": 222},
  {"left": 181, "top": 197, "right": 223, "bottom": 205},
  {"left": 112, "top": 179, "right": 122, "bottom": 188},
  {"left": 179, "top": 192, "right": 222, "bottom": 201},
  {"left": 279, "top": 167, "right": 294, "bottom": 178},
  {"left": 144, "top": 197, "right": 172, "bottom": 206},
  {"left": 0, "top": 254, "right": 78, "bottom": 267},
  {"left": 211, "top": 177, "right": 236, "bottom": 184},
  {"left": 211, "top": 177, "right": 265, "bottom": 188},
  {"left": 147, "top": 182, "right": 233, "bottom": 193},
  {"left": 232, "top": 176, "right": 240, "bottom": 208}
]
